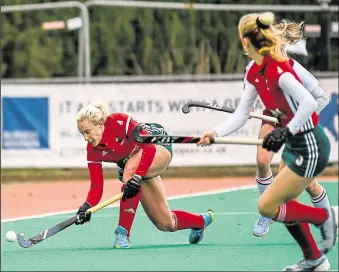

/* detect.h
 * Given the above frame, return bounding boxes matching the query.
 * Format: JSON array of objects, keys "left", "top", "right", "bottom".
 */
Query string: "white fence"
[{"left": 1, "top": 78, "right": 338, "bottom": 168}]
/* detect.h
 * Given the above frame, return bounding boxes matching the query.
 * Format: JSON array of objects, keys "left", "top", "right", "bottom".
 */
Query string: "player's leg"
[
  {"left": 305, "top": 179, "right": 335, "bottom": 238},
  {"left": 259, "top": 166, "right": 331, "bottom": 271},
  {"left": 258, "top": 127, "right": 336, "bottom": 270},
  {"left": 139, "top": 173, "right": 214, "bottom": 244},
  {"left": 253, "top": 123, "right": 275, "bottom": 237},
  {"left": 276, "top": 160, "right": 321, "bottom": 267},
  {"left": 277, "top": 160, "right": 336, "bottom": 262},
  {"left": 112, "top": 164, "right": 133, "bottom": 248},
  {"left": 113, "top": 144, "right": 172, "bottom": 248},
  {"left": 134, "top": 122, "right": 212, "bottom": 243},
  {"left": 256, "top": 124, "right": 275, "bottom": 192}
]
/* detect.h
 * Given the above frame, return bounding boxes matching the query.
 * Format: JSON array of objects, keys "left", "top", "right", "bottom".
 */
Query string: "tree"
[{"left": 1, "top": 0, "right": 337, "bottom": 78}]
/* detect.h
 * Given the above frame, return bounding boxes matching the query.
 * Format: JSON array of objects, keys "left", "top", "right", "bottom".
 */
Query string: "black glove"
[
  {"left": 122, "top": 174, "right": 142, "bottom": 202},
  {"left": 117, "top": 166, "right": 124, "bottom": 182},
  {"left": 262, "top": 127, "right": 292, "bottom": 153},
  {"left": 75, "top": 202, "right": 92, "bottom": 225}
]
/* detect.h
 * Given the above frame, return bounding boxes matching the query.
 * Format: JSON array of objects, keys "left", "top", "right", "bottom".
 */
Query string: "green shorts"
[
  {"left": 142, "top": 123, "right": 173, "bottom": 156},
  {"left": 282, "top": 125, "right": 331, "bottom": 178},
  {"left": 117, "top": 123, "right": 172, "bottom": 182}
]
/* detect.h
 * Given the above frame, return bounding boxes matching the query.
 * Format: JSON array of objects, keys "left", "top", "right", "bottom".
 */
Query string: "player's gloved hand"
[
  {"left": 75, "top": 202, "right": 92, "bottom": 225},
  {"left": 197, "top": 130, "right": 218, "bottom": 146},
  {"left": 122, "top": 174, "right": 142, "bottom": 201},
  {"left": 262, "top": 127, "right": 292, "bottom": 153}
]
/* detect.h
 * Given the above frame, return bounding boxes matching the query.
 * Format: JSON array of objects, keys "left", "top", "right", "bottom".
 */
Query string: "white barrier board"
[{"left": 1, "top": 78, "right": 338, "bottom": 168}]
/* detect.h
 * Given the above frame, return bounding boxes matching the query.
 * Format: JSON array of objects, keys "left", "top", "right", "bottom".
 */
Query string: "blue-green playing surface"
[{"left": 1, "top": 182, "right": 338, "bottom": 271}]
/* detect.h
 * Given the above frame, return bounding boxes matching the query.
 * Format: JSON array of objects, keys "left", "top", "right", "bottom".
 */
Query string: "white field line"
[
  {"left": 2, "top": 183, "right": 338, "bottom": 225},
  {"left": 1, "top": 185, "right": 256, "bottom": 223}
]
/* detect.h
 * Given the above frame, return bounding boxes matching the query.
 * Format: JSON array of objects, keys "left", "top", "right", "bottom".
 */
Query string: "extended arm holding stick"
[
  {"left": 182, "top": 101, "right": 279, "bottom": 124},
  {"left": 17, "top": 193, "right": 123, "bottom": 248}
]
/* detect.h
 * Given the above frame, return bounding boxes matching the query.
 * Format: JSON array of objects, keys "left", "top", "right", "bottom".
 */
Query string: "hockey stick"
[
  {"left": 17, "top": 192, "right": 123, "bottom": 248},
  {"left": 132, "top": 125, "right": 263, "bottom": 145},
  {"left": 182, "top": 101, "right": 279, "bottom": 124}
]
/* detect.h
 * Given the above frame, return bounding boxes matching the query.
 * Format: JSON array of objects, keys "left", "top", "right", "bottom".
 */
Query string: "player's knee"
[
  {"left": 256, "top": 154, "right": 271, "bottom": 173},
  {"left": 154, "top": 220, "right": 176, "bottom": 232},
  {"left": 306, "top": 180, "right": 322, "bottom": 196},
  {"left": 257, "top": 199, "right": 275, "bottom": 218},
  {"left": 306, "top": 179, "right": 317, "bottom": 191},
  {"left": 153, "top": 212, "right": 177, "bottom": 232}
]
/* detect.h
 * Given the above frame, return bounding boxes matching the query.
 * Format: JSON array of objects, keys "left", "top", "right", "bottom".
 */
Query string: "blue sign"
[
  {"left": 319, "top": 92, "right": 338, "bottom": 142},
  {"left": 2, "top": 97, "right": 49, "bottom": 149}
]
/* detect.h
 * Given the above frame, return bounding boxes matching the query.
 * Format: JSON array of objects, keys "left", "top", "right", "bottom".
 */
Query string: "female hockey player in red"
[
  {"left": 197, "top": 12, "right": 337, "bottom": 271},
  {"left": 74, "top": 103, "right": 214, "bottom": 248},
  {"left": 251, "top": 59, "right": 333, "bottom": 237}
]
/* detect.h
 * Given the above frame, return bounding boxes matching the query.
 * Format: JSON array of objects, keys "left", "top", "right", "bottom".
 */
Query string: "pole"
[{"left": 318, "top": 0, "right": 332, "bottom": 71}]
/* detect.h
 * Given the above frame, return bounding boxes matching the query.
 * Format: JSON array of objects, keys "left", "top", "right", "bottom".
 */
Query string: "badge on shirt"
[{"left": 115, "top": 137, "right": 124, "bottom": 145}]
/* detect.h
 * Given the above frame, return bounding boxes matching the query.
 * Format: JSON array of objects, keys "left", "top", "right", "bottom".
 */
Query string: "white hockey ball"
[{"left": 6, "top": 231, "right": 17, "bottom": 242}]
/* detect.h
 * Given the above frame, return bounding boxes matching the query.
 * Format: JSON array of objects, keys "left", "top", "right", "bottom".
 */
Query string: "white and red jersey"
[
  {"left": 214, "top": 56, "right": 322, "bottom": 137},
  {"left": 246, "top": 56, "right": 319, "bottom": 130},
  {"left": 85, "top": 113, "right": 156, "bottom": 206}
]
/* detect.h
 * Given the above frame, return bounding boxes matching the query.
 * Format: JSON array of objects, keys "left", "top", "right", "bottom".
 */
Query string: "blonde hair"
[
  {"left": 76, "top": 102, "right": 108, "bottom": 124},
  {"left": 238, "top": 12, "right": 304, "bottom": 61}
]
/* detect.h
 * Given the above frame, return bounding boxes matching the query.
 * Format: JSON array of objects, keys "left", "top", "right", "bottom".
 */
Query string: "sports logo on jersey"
[
  {"left": 117, "top": 120, "right": 123, "bottom": 126},
  {"left": 296, "top": 155, "right": 304, "bottom": 166},
  {"left": 102, "top": 151, "right": 108, "bottom": 156},
  {"left": 115, "top": 137, "right": 124, "bottom": 144}
]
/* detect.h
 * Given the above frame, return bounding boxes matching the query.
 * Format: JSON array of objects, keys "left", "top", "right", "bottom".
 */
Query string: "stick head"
[
  {"left": 181, "top": 102, "right": 192, "bottom": 114},
  {"left": 17, "top": 232, "right": 33, "bottom": 248}
]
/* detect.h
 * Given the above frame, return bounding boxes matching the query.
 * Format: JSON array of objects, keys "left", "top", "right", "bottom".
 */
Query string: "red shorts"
[{"left": 261, "top": 110, "right": 278, "bottom": 129}]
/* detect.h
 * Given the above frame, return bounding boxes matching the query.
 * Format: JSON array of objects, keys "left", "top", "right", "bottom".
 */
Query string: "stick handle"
[
  {"left": 211, "top": 137, "right": 263, "bottom": 145},
  {"left": 249, "top": 112, "right": 279, "bottom": 124},
  {"left": 87, "top": 193, "right": 123, "bottom": 214}
]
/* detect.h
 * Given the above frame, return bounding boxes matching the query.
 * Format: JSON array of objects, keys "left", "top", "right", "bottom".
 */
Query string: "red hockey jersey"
[{"left": 85, "top": 113, "right": 156, "bottom": 206}]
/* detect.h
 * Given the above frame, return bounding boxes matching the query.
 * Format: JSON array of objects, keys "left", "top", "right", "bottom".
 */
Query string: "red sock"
[
  {"left": 274, "top": 200, "right": 328, "bottom": 225},
  {"left": 118, "top": 184, "right": 141, "bottom": 237},
  {"left": 171, "top": 210, "right": 204, "bottom": 230},
  {"left": 285, "top": 223, "right": 322, "bottom": 260}
]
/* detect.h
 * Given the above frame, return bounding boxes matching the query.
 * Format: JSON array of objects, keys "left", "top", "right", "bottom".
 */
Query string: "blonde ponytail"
[
  {"left": 274, "top": 21, "right": 305, "bottom": 45},
  {"left": 239, "top": 12, "right": 304, "bottom": 61},
  {"left": 76, "top": 102, "right": 108, "bottom": 124}
]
